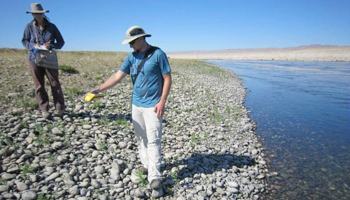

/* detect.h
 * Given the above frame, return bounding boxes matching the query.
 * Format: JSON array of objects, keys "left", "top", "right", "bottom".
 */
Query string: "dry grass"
[
  {"left": 0, "top": 49, "right": 126, "bottom": 111},
  {"left": 0, "top": 48, "right": 228, "bottom": 112}
]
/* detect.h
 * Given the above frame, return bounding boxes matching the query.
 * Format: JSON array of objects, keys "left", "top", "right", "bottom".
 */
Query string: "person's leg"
[
  {"left": 143, "top": 107, "right": 163, "bottom": 183},
  {"left": 132, "top": 104, "right": 149, "bottom": 169},
  {"left": 45, "top": 68, "right": 65, "bottom": 114},
  {"left": 28, "top": 61, "right": 49, "bottom": 112}
]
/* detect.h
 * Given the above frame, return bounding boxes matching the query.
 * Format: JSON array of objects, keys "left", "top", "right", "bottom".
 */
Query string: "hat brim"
[
  {"left": 26, "top": 10, "right": 49, "bottom": 14},
  {"left": 122, "top": 34, "right": 151, "bottom": 45}
]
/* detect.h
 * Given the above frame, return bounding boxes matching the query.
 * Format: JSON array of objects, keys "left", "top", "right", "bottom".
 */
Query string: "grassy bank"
[
  {"left": 0, "top": 49, "right": 124, "bottom": 111},
  {"left": 0, "top": 48, "right": 233, "bottom": 112}
]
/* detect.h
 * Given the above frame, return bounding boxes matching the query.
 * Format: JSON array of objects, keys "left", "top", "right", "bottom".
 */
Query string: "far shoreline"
[
  {"left": 2, "top": 45, "right": 350, "bottom": 62},
  {"left": 168, "top": 45, "right": 350, "bottom": 62}
]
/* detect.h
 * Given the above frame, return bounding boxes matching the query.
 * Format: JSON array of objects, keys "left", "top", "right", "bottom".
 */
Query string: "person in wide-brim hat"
[
  {"left": 86, "top": 25, "right": 172, "bottom": 198},
  {"left": 22, "top": 3, "right": 66, "bottom": 119},
  {"left": 26, "top": 3, "right": 49, "bottom": 14},
  {"left": 121, "top": 26, "right": 151, "bottom": 45}
]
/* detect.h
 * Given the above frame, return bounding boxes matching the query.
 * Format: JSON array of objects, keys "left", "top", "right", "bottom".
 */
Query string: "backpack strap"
[{"left": 133, "top": 46, "right": 159, "bottom": 84}]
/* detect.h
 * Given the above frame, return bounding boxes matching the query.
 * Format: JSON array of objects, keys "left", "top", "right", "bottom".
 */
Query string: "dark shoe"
[
  {"left": 55, "top": 104, "right": 65, "bottom": 117},
  {"left": 55, "top": 109, "right": 65, "bottom": 117},
  {"left": 42, "top": 111, "right": 51, "bottom": 119},
  {"left": 150, "top": 178, "right": 163, "bottom": 190}
]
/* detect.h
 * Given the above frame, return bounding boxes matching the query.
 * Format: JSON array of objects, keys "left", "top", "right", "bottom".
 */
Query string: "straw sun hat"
[
  {"left": 122, "top": 26, "right": 151, "bottom": 45},
  {"left": 26, "top": 3, "right": 49, "bottom": 14}
]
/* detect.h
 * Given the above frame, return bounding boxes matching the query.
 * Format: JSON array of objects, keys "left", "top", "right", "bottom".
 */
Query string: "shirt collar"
[{"left": 33, "top": 18, "right": 48, "bottom": 28}]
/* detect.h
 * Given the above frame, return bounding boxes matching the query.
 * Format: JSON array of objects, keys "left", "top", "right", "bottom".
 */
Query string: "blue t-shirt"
[{"left": 120, "top": 48, "right": 171, "bottom": 108}]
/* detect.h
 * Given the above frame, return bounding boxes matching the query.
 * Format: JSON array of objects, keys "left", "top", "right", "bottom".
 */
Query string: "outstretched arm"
[
  {"left": 154, "top": 74, "right": 172, "bottom": 118},
  {"left": 93, "top": 70, "right": 127, "bottom": 93}
]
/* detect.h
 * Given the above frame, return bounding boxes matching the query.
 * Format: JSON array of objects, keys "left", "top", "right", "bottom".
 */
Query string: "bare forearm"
[
  {"left": 160, "top": 74, "right": 172, "bottom": 103},
  {"left": 96, "top": 70, "right": 126, "bottom": 93}
]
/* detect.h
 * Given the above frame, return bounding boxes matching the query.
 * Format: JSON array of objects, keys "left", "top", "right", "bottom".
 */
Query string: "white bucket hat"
[
  {"left": 122, "top": 26, "right": 151, "bottom": 45},
  {"left": 26, "top": 3, "right": 49, "bottom": 14}
]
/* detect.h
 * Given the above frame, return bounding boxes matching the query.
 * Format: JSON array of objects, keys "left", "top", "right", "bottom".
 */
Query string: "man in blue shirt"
[{"left": 88, "top": 26, "right": 171, "bottom": 196}]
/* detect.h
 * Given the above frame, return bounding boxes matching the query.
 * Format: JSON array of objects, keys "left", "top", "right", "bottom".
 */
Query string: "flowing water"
[{"left": 208, "top": 60, "right": 350, "bottom": 200}]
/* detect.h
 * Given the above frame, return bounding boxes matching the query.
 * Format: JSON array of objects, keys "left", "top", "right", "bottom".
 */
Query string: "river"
[{"left": 209, "top": 60, "right": 350, "bottom": 200}]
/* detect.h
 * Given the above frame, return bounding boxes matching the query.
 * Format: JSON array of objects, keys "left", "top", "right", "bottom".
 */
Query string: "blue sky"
[{"left": 1, "top": 0, "right": 350, "bottom": 52}]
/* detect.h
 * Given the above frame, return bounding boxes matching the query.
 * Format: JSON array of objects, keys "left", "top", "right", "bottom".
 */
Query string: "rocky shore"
[{"left": 0, "top": 51, "right": 268, "bottom": 199}]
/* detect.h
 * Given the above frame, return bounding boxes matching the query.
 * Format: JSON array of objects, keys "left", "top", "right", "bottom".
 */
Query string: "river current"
[{"left": 209, "top": 60, "right": 350, "bottom": 200}]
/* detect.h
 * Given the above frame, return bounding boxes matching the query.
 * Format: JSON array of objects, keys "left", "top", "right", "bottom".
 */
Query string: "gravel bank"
[{"left": 0, "top": 57, "right": 268, "bottom": 199}]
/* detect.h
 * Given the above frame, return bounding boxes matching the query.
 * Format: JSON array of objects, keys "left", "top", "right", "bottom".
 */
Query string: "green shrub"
[
  {"left": 60, "top": 65, "right": 79, "bottom": 74},
  {"left": 96, "top": 140, "right": 108, "bottom": 151},
  {"left": 35, "top": 134, "right": 50, "bottom": 146},
  {"left": 135, "top": 169, "right": 148, "bottom": 187},
  {"left": 20, "top": 164, "right": 34, "bottom": 176},
  {"left": 0, "top": 178, "right": 6, "bottom": 185},
  {"left": 37, "top": 193, "right": 52, "bottom": 200},
  {"left": 210, "top": 107, "right": 223, "bottom": 124},
  {"left": 114, "top": 118, "right": 129, "bottom": 127},
  {"left": 65, "top": 87, "right": 84, "bottom": 98},
  {"left": 170, "top": 169, "right": 179, "bottom": 183},
  {"left": 15, "top": 97, "right": 37, "bottom": 110},
  {"left": 190, "top": 133, "right": 200, "bottom": 147},
  {"left": 34, "top": 125, "right": 51, "bottom": 146},
  {"left": 89, "top": 101, "right": 105, "bottom": 110},
  {"left": 0, "top": 134, "right": 13, "bottom": 147},
  {"left": 19, "top": 121, "right": 29, "bottom": 129}
]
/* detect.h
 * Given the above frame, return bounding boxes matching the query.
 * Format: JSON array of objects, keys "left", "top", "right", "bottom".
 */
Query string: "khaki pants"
[
  {"left": 132, "top": 104, "right": 163, "bottom": 182},
  {"left": 28, "top": 61, "right": 65, "bottom": 112}
]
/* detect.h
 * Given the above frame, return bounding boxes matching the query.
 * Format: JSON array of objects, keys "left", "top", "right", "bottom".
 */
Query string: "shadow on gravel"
[
  {"left": 167, "top": 153, "right": 255, "bottom": 181},
  {"left": 66, "top": 111, "right": 132, "bottom": 121}
]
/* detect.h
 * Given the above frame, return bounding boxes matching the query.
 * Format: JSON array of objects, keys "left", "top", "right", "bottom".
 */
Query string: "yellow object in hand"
[{"left": 84, "top": 92, "right": 97, "bottom": 102}]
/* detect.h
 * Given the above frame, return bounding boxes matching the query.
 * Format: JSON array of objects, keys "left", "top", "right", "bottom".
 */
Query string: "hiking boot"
[
  {"left": 56, "top": 109, "right": 65, "bottom": 117},
  {"left": 42, "top": 111, "right": 50, "bottom": 119},
  {"left": 150, "top": 178, "right": 163, "bottom": 190},
  {"left": 55, "top": 104, "right": 65, "bottom": 117}
]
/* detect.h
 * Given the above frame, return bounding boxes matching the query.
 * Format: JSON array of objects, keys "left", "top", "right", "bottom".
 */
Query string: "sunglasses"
[{"left": 129, "top": 39, "right": 137, "bottom": 45}]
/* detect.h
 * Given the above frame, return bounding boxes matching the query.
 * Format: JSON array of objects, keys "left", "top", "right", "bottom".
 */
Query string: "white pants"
[{"left": 132, "top": 104, "right": 163, "bottom": 182}]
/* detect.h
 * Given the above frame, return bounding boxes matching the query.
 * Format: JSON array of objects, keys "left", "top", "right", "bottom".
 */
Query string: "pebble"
[
  {"left": 69, "top": 185, "right": 79, "bottom": 195},
  {"left": 7, "top": 165, "right": 20, "bottom": 173},
  {"left": 21, "top": 191, "right": 37, "bottom": 200},
  {"left": 1, "top": 173, "right": 16, "bottom": 180},
  {"left": 16, "top": 181, "right": 28, "bottom": 191},
  {"left": 228, "top": 181, "right": 239, "bottom": 188},
  {"left": 51, "top": 127, "right": 62, "bottom": 134},
  {"left": 82, "top": 125, "right": 92, "bottom": 130},
  {"left": 99, "top": 194, "right": 108, "bottom": 200},
  {"left": 95, "top": 166, "right": 105, "bottom": 174},
  {"left": 52, "top": 141, "right": 63, "bottom": 149},
  {"left": 134, "top": 188, "right": 146, "bottom": 198},
  {"left": 45, "top": 172, "right": 60, "bottom": 182},
  {"left": 0, "top": 185, "right": 9, "bottom": 192},
  {"left": 110, "top": 167, "right": 120, "bottom": 181},
  {"left": 118, "top": 141, "right": 127, "bottom": 148},
  {"left": 92, "top": 150, "right": 99, "bottom": 157}
]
